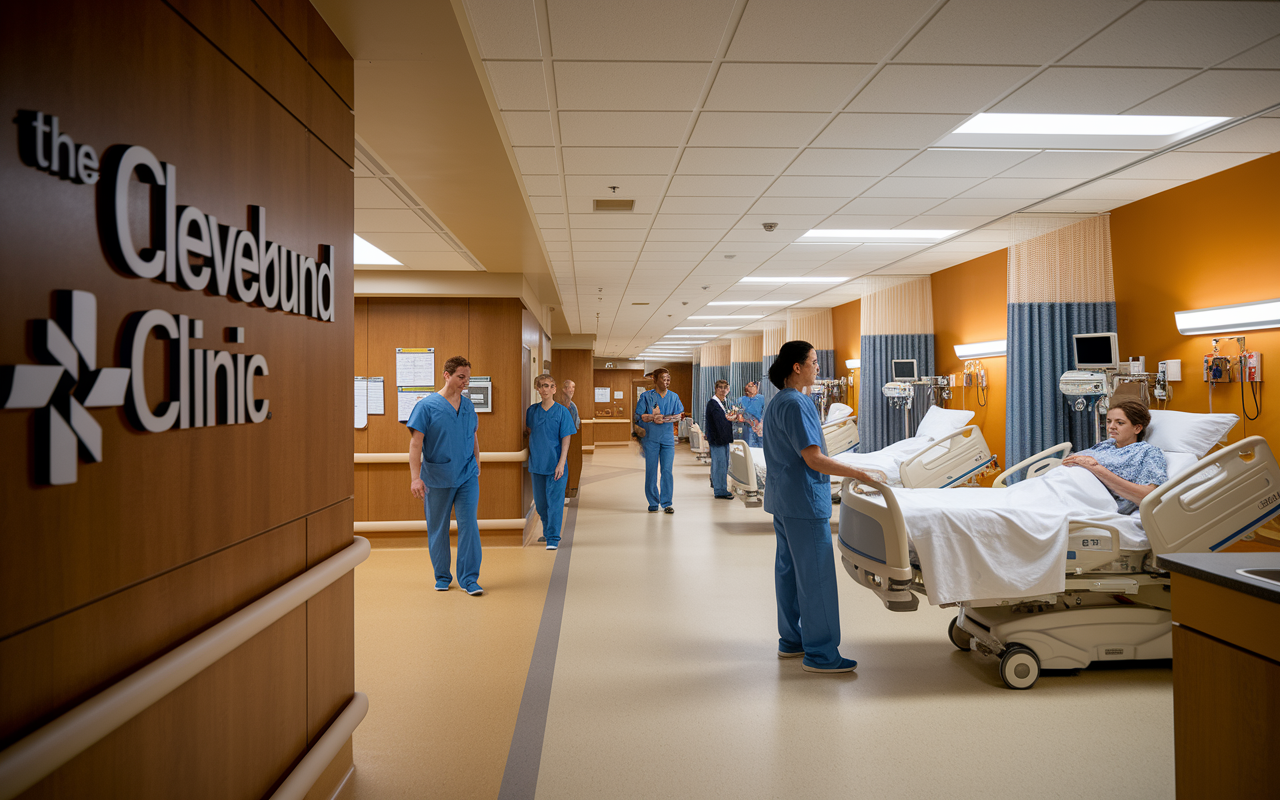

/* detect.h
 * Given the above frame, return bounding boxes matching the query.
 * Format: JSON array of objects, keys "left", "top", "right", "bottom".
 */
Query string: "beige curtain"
[{"left": 860, "top": 276, "right": 934, "bottom": 336}]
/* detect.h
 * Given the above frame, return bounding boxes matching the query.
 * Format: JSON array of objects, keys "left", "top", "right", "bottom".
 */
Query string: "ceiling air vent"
[{"left": 593, "top": 198, "right": 635, "bottom": 212}]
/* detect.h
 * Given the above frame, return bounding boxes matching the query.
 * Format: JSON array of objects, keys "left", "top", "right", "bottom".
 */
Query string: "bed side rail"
[
  {"left": 727, "top": 438, "right": 761, "bottom": 505},
  {"left": 899, "top": 425, "right": 995, "bottom": 489},
  {"left": 836, "top": 477, "right": 916, "bottom": 610},
  {"left": 1141, "top": 435, "right": 1279, "bottom": 556},
  {"left": 992, "top": 441, "right": 1074, "bottom": 488},
  {"left": 822, "top": 415, "right": 859, "bottom": 458}
]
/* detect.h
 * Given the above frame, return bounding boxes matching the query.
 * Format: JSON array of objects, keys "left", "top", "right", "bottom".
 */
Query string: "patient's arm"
[
  {"left": 801, "top": 444, "right": 876, "bottom": 483},
  {"left": 1071, "top": 461, "right": 1157, "bottom": 506}
]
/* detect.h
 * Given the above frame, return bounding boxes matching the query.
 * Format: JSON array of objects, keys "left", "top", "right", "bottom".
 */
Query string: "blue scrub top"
[
  {"left": 762, "top": 388, "right": 829, "bottom": 519},
  {"left": 738, "top": 394, "right": 765, "bottom": 423},
  {"left": 634, "top": 389, "right": 684, "bottom": 445},
  {"left": 525, "top": 402, "right": 576, "bottom": 475},
  {"left": 406, "top": 393, "right": 480, "bottom": 488}
]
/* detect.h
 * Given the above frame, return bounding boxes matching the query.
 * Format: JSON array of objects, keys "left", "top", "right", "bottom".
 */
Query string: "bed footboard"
[
  {"left": 728, "top": 438, "right": 761, "bottom": 507},
  {"left": 836, "top": 477, "right": 917, "bottom": 611},
  {"left": 1142, "top": 435, "right": 1280, "bottom": 555},
  {"left": 899, "top": 425, "right": 995, "bottom": 489}
]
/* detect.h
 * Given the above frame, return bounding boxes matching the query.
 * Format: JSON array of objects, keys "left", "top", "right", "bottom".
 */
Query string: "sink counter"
[{"left": 1157, "top": 552, "right": 1280, "bottom": 605}]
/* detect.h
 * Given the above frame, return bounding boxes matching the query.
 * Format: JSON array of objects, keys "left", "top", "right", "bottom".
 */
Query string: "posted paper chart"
[
  {"left": 395, "top": 348, "right": 435, "bottom": 387},
  {"left": 398, "top": 387, "right": 434, "bottom": 422},
  {"left": 354, "top": 377, "right": 368, "bottom": 429},
  {"left": 367, "top": 377, "right": 385, "bottom": 415}
]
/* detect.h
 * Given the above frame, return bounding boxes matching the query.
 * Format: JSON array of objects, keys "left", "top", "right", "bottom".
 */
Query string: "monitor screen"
[
  {"left": 1073, "top": 333, "right": 1119, "bottom": 370},
  {"left": 891, "top": 359, "right": 918, "bottom": 381}
]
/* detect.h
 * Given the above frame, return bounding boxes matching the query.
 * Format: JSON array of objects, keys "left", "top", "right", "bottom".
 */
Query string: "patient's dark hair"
[
  {"left": 1109, "top": 399, "right": 1151, "bottom": 440},
  {"left": 768, "top": 340, "right": 814, "bottom": 390}
]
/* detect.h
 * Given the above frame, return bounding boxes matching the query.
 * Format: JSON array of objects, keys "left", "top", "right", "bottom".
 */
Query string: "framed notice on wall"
[
  {"left": 397, "top": 387, "right": 434, "bottom": 422},
  {"left": 594, "top": 387, "right": 610, "bottom": 403},
  {"left": 395, "top": 348, "right": 435, "bottom": 386}
]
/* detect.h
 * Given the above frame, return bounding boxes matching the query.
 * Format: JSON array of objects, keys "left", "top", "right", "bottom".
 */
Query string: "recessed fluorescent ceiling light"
[
  {"left": 801, "top": 229, "right": 958, "bottom": 241},
  {"left": 706, "top": 301, "right": 793, "bottom": 306},
  {"left": 939, "top": 113, "right": 1229, "bottom": 150},
  {"left": 1175, "top": 298, "right": 1280, "bottom": 335},
  {"left": 354, "top": 234, "right": 402, "bottom": 265},
  {"left": 738, "top": 277, "right": 847, "bottom": 284},
  {"left": 674, "top": 326, "right": 736, "bottom": 330},
  {"left": 686, "top": 315, "right": 761, "bottom": 319}
]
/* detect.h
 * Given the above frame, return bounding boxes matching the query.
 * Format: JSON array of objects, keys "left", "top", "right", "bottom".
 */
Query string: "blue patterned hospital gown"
[{"left": 1079, "top": 439, "right": 1168, "bottom": 515}]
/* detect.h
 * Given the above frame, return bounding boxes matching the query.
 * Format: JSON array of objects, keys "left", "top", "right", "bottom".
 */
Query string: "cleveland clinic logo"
[{"left": 5, "top": 111, "right": 335, "bottom": 485}]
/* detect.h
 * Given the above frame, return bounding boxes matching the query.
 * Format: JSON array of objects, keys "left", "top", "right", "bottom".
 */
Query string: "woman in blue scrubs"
[
  {"left": 408, "top": 355, "right": 484, "bottom": 595},
  {"left": 736, "top": 381, "right": 765, "bottom": 447},
  {"left": 763, "top": 341, "right": 874, "bottom": 673}
]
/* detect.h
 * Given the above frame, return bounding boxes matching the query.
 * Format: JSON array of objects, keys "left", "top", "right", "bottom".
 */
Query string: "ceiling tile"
[
  {"left": 546, "top": 241, "right": 571, "bottom": 251},
  {"left": 388, "top": 251, "right": 476, "bottom": 270},
  {"left": 530, "top": 196, "right": 566, "bottom": 213},
  {"left": 546, "top": 0, "right": 735, "bottom": 60},
  {"left": 1111, "top": 151, "right": 1265, "bottom": 180},
  {"left": 960, "top": 177, "right": 1081, "bottom": 198},
  {"left": 484, "top": 61, "right": 549, "bottom": 110},
  {"left": 735, "top": 214, "right": 830, "bottom": 230},
  {"left": 501, "top": 111, "right": 555, "bottom": 146},
  {"left": 667, "top": 175, "right": 773, "bottom": 196},
  {"left": 705, "top": 63, "right": 873, "bottom": 112},
  {"left": 750, "top": 197, "right": 847, "bottom": 215},
  {"left": 813, "top": 114, "right": 967, "bottom": 148},
  {"left": 571, "top": 249, "right": 637, "bottom": 261},
  {"left": 1219, "top": 34, "right": 1280, "bottom": 69},
  {"left": 1179, "top": 117, "right": 1280, "bottom": 152},
  {"left": 571, "top": 240, "right": 643, "bottom": 252},
  {"left": 895, "top": 0, "right": 1133, "bottom": 65},
  {"left": 676, "top": 147, "right": 796, "bottom": 175},
  {"left": 996, "top": 149, "right": 1139, "bottom": 179},
  {"left": 992, "top": 67, "right": 1199, "bottom": 114},
  {"left": 355, "top": 178, "right": 406, "bottom": 209},
  {"left": 569, "top": 213, "right": 653, "bottom": 228},
  {"left": 848, "top": 65, "right": 1036, "bottom": 113},
  {"left": 639, "top": 251, "right": 711, "bottom": 262},
  {"left": 647, "top": 228, "right": 726, "bottom": 241},
  {"left": 360, "top": 232, "right": 454, "bottom": 252},
  {"left": 776, "top": 243, "right": 857, "bottom": 259},
  {"left": 554, "top": 61, "right": 711, "bottom": 110},
  {"left": 924, "top": 197, "right": 1029, "bottom": 216},
  {"left": 838, "top": 196, "right": 942, "bottom": 215},
  {"left": 513, "top": 146, "right": 559, "bottom": 173},
  {"left": 953, "top": 228, "right": 1013, "bottom": 243},
  {"left": 1061, "top": 1, "right": 1280, "bottom": 68},
  {"left": 688, "top": 112, "right": 828, "bottom": 148},
  {"left": 644, "top": 240, "right": 716, "bottom": 252},
  {"left": 522, "top": 175, "right": 563, "bottom": 195},
  {"left": 816, "top": 214, "right": 915, "bottom": 229},
  {"left": 765, "top": 176, "right": 877, "bottom": 197},
  {"left": 355, "top": 209, "right": 432, "bottom": 233},
  {"left": 1128, "top": 70, "right": 1280, "bottom": 116},
  {"left": 561, "top": 147, "right": 679, "bottom": 174},
  {"left": 354, "top": 160, "right": 375, "bottom": 178},
  {"left": 660, "top": 196, "right": 755, "bottom": 214},
  {"left": 892, "top": 148, "right": 1039, "bottom": 177},
  {"left": 536, "top": 213, "right": 566, "bottom": 228},
  {"left": 541, "top": 227, "right": 570, "bottom": 241},
  {"left": 1056, "top": 178, "right": 1185, "bottom": 200},
  {"left": 463, "top": 0, "right": 543, "bottom": 59},
  {"left": 565, "top": 176, "right": 668, "bottom": 198},
  {"left": 653, "top": 214, "right": 743, "bottom": 228},
  {"left": 727, "top": 0, "right": 937, "bottom": 62},
  {"left": 569, "top": 228, "right": 648, "bottom": 241},
  {"left": 559, "top": 111, "right": 692, "bottom": 146},
  {"left": 786, "top": 148, "right": 917, "bottom": 176},
  {"left": 897, "top": 215, "right": 997, "bottom": 229},
  {"left": 862, "top": 176, "right": 985, "bottom": 197}
]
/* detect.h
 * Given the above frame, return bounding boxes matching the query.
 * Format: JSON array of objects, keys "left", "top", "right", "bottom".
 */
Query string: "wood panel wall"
[
  {"left": 354, "top": 297, "right": 539, "bottom": 530},
  {"left": 0, "top": 2, "right": 354, "bottom": 797}
]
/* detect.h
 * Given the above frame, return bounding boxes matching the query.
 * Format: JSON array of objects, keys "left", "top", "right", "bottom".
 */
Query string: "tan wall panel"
[
  {"left": 474, "top": 298, "right": 526, "bottom": 454},
  {"left": 308, "top": 498, "right": 355, "bottom": 566},
  {"left": 551, "top": 348, "right": 594, "bottom": 420},
  {"left": 253, "top": 0, "right": 356, "bottom": 110},
  {"left": 593, "top": 369, "right": 645, "bottom": 420},
  {"left": 304, "top": 739, "right": 354, "bottom": 800},
  {"left": 306, "top": 574, "right": 354, "bottom": 743},
  {"left": 18, "top": 610, "right": 308, "bottom": 800},
  {"left": 354, "top": 463, "right": 370, "bottom": 521}
]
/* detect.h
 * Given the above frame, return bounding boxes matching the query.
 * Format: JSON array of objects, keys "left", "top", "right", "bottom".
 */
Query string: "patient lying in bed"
[{"left": 1061, "top": 400, "right": 1167, "bottom": 515}]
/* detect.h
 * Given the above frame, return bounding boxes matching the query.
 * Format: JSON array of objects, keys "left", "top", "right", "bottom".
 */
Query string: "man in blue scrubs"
[
  {"left": 408, "top": 355, "right": 484, "bottom": 595},
  {"left": 635, "top": 367, "right": 684, "bottom": 513},
  {"left": 736, "top": 381, "right": 765, "bottom": 447},
  {"left": 764, "top": 341, "right": 872, "bottom": 673},
  {"left": 526, "top": 375, "right": 576, "bottom": 550}
]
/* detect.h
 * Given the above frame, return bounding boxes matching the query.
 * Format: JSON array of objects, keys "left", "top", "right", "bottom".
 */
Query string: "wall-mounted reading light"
[
  {"left": 845, "top": 359, "right": 860, "bottom": 369},
  {"left": 1174, "top": 297, "right": 1280, "bottom": 335},
  {"left": 953, "top": 339, "right": 1007, "bottom": 359}
]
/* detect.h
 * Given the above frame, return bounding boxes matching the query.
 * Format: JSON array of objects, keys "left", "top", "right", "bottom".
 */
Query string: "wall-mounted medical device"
[
  {"left": 891, "top": 359, "right": 918, "bottom": 381},
  {"left": 1073, "top": 333, "right": 1119, "bottom": 371}
]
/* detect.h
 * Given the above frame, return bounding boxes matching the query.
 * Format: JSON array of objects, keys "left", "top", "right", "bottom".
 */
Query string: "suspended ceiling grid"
[{"left": 458, "top": 0, "right": 1280, "bottom": 358}]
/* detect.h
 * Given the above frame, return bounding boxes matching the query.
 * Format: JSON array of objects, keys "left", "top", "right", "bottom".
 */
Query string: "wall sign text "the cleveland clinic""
[{"left": 1, "top": 111, "right": 337, "bottom": 485}]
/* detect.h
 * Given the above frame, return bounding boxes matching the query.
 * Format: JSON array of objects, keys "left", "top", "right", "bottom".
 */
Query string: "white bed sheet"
[{"left": 751, "top": 435, "right": 933, "bottom": 489}]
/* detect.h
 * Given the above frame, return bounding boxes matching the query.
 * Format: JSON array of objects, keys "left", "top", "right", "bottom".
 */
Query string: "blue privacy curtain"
[
  {"left": 857, "top": 277, "right": 936, "bottom": 453},
  {"left": 729, "top": 333, "right": 764, "bottom": 440},
  {"left": 760, "top": 324, "right": 784, "bottom": 405},
  {"left": 1005, "top": 214, "right": 1116, "bottom": 475},
  {"left": 691, "top": 354, "right": 701, "bottom": 429}
]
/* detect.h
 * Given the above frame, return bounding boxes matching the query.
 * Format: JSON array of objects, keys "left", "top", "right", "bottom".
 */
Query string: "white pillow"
[
  {"left": 1145, "top": 409, "right": 1238, "bottom": 458},
  {"left": 827, "top": 402, "right": 853, "bottom": 421},
  {"left": 914, "top": 406, "right": 975, "bottom": 441},
  {"left": 1163, "top": 450, "right": 1198, "bottom": 479}
]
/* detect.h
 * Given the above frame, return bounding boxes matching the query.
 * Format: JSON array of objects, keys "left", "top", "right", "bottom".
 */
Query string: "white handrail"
[
  {"left": 0, "top": 537, "right": 372, "bottom": 800},
  {"left": 355, "top": 449, "right": 528, "bottom": 464},
  {"left": 269, "top": 692, "right": 369, "bottom": 800}
]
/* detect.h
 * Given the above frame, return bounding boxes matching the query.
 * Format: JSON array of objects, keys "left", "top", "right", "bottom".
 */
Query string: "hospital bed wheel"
[
  {"left": 999, "top": 646, "right": 1040, "bottom": 690},
  {"left": 947, "top": 617, "right": 972, "bottom": 651}
]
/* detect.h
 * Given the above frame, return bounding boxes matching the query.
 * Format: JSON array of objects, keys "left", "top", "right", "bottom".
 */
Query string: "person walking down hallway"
[
  {"left": 561, "top": 379, "right": 582, "bottom": 431},
  {"left": 737, "top": 381, "right": 765, "bottom": 447},
  {"left": 407, "top": 355, "right": 484, "bottom": 595},
  {"left": 526, "top": 375, "right": 576, "bottom": 550},
  {"left": 764, "top": 341, "right": 874, "bottom": 673},
  {"left": 636, "top": 367, "right": 684, "bottom": 513},
  {"left": 705, "top": 379, "right": 735, "bottom": 499}
]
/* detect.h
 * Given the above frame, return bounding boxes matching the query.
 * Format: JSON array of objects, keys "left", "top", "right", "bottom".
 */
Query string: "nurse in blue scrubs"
[
  {"left": 635, "top": 367, "right": 684, "bottom": 513},
  {"left": 526, "top": 374, "right": 577, "bottom": 550},
  {"left": 736, "top": 381, "right": 765, "bottom": 447},
  {"left": 408, "top": 355, "right": 484, "bottom": 595},
  {"left": 763, "top": 341, "right": 874, "bottom": 673}
]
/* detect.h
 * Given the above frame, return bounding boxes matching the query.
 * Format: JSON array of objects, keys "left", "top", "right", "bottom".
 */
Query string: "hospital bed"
[
  {"left": 836, "top": 431, "right": 1278, "bottom": 689},
  {"left": 728, "top": 409, "right": 995, "bottom": 508},
  {"left": 688, "top": 423, "right": 710, "bottom": 463}
]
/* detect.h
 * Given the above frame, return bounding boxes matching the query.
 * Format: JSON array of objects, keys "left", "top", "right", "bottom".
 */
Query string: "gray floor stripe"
[{"left": 496, "top": 497, "right": 579, "bottom": 800}]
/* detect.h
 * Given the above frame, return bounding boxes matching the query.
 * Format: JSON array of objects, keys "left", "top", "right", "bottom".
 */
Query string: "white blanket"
[
  {"left": 752, "top": 435, "right": 934, "bottom": 489},
  {"left": 863, "top": 467, "right": 1144, "bottom": 605}
]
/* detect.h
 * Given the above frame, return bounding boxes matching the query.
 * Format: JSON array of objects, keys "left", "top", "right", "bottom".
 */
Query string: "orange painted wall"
[
  {"left": 931, "top": 250, "right": 1009, "bottom": 466},
  {"left": 1111, "top": 151, "right": 1280, "bottom": 448},
  {"left": 832, "top": 299, "right": 861, "bottom": 412}
]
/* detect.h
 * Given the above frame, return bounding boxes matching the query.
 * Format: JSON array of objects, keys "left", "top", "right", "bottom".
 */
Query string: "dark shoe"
[
  {"left": 537, "top": 536, "right": 547, "bottom": 542},
  {"left": 715, "top": 494, "right": 733, "bottom": 499},
  {"left": 663, "top": 506, "right": 674, "bottom": 514},
  {"left": 463, "top": 584, "right": 485, "bottom": 596},
  {"left": 648, "top": 507, "right": 659, "bottom": 513},
  {"left": 778, "top": 649, "right": 805, "bottom": 659}
]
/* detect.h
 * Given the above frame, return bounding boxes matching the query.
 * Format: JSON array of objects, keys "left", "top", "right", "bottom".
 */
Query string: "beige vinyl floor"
[{"left": 348, "top": 443, "right": 1175, "bottom": 800}]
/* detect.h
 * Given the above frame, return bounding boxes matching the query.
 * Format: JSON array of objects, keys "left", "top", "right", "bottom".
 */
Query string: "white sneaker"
[{"left": 547, "top": 544, "right": 559, "bottom": 551}]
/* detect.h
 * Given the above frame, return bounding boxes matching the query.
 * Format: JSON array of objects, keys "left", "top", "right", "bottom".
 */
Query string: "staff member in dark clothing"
[{"left": 705, "top": 379, "right": 735, "bottom": 499}]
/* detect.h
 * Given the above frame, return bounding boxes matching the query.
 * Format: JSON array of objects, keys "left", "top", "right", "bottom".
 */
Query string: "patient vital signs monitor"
[
  {"left": 891, "top": 359, "right": 918, "bottom": 381},
  {"left": 1072, "top": 333, "right": 1119, "bottom": 371}
]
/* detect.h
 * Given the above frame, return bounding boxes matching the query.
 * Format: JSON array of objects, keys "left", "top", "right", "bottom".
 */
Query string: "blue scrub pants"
[
  {"left": 531, "top": 471, "right": 567, "bottom": 545},
  {"left": 774, "top": 514, "right": 843, "bottom": 668},
  {"left": 642, "top": 439, "right": 675, "bottom": 510},
  {"left": 424, "top": 475, "right": 481, "bottom": 588},
  {"left": 709, "top": 443, "right": 731, "bottom": 497}
]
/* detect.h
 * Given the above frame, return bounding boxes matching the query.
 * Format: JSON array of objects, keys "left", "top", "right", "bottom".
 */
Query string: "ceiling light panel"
[{"left": 940, "top": 113, "right": 1230, "bottom": 149}]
